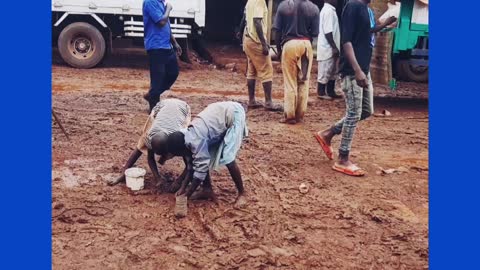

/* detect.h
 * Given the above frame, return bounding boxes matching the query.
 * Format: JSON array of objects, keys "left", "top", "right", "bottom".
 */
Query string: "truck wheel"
[
  {"left": 397, "top": 60, "right": 428, "bottom": 83},
  {"left": 58, "top": 22, "right": 106, "bottom": 69}
]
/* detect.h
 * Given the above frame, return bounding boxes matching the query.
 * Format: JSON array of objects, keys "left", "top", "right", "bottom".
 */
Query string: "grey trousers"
[{"left": 332, "top": 73, "right": 374, "bottom": 157}]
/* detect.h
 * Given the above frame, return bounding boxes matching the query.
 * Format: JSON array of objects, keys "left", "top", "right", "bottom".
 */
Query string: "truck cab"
[{"left": 393, "top": 0, "right": 429, "bottom": 83}]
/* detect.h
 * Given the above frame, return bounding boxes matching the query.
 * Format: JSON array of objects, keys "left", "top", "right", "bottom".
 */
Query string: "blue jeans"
[
  {"left": 332, "top": 73, "right": 374, "bottom": 157},
  {"left": 147, "top": 48, "right": 179, "bottom": 110}
]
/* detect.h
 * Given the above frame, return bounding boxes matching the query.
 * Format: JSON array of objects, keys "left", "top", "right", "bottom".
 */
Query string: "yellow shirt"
[{"left": 245, "top": 0, "right": 268, "bottom": 44}]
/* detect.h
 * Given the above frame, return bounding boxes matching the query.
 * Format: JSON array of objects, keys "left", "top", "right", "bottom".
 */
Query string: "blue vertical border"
[
  {"left": 430, "top": 0, "right": 480, "bottom": 269},
  {"left": 1, "top": 1, "right": 52, "bottom": 269}
]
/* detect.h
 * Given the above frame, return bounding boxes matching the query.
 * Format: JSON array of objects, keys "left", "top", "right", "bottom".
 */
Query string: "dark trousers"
[{"left": 147, "top": 48, "right": 179, "bottom": 110}]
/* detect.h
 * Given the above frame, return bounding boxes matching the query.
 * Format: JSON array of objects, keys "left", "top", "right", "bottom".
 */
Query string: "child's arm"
[
  {"left": 371, "top": 16, "right": 397, "bottom": 33},
  {"left": 147, "top": 150, "right": 164, "bottom": 185},
  {"left": 157, "top": 2, "right": 173, "bottom": 27}
]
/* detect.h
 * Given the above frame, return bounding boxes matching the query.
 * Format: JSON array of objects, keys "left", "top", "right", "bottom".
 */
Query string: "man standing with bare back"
[{"left": 273, "top": 0, "right": 320, "bottom": 124}]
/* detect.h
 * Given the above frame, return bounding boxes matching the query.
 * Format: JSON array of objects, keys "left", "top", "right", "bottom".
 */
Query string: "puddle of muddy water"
[{"left": 52, "top": 168, "right": 80, "bottom": 188}]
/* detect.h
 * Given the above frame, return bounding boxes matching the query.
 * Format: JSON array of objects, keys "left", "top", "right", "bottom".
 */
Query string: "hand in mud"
[
  {"left": 169, "top": 180, "right": 182, "bottom": 193},
  {"left": 176, "top": 187, "right": 187, "bottom": 197},
  {"left": 234, "top": 194, "right": 247, "bottom": 209},
  {"left": 107, "top": 174, "right": 125, "bottom": 186},
  {"left": 154, "top": 176, "right": 166, "bottom": 190}
]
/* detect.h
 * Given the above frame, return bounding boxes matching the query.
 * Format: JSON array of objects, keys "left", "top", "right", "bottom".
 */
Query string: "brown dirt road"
[{"left": 52, "top": 49, "right": 428, "bottom": 270}]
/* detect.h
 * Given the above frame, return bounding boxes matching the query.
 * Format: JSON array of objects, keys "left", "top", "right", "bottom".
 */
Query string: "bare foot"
[
  {"left": 190, "top": 188, "right": 216, "bottom": 201},
  {"left": 248, "top": 101, "right": 263, "bottom": 109},
  {"left": 264, "top": 102, "right": 283, "bottom": 112},
  {"left": 279, "top": 118, "right": 297, "bottom": 125},
  {"left": 320, "top": 128, "right": 334, "bottom": 146}
]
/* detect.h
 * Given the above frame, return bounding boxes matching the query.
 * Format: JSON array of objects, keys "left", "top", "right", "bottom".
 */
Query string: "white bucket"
[{"left": 125, "top": 167, "right": 146, "bottom": 191}]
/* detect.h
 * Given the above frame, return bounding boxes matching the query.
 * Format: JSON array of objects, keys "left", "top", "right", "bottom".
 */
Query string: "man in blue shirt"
[{"left": 143, "top": 0, "right": 182, "bottom": 112}]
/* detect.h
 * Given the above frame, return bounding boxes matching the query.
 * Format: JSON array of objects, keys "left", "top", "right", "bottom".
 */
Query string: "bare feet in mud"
[
  {"left": 190, "top": 188, "right": 217, "bottom": 203},
  {"left": 264, "top": 102, "right": 283, "bottom": 112}
]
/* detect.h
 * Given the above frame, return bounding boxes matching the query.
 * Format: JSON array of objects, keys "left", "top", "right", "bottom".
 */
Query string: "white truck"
[{"left": 52, "top": 0, "right": 206, "bottom": 68}]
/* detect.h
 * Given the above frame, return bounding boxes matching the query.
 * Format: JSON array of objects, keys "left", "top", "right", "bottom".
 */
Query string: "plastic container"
[
  {"left": 125, "top": 167, "right": 146, "bottom": 191},
  {"left": 175, "top": 195, "right": 188, "bottom": 218}
]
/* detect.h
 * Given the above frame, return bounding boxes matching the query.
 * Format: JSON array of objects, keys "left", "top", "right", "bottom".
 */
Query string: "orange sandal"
[
  {"left": 314, "top": 131, "right": 333, "bottom": 160},
  {"left": 332, "top": 163, "right": 366, "bottom": 177}
]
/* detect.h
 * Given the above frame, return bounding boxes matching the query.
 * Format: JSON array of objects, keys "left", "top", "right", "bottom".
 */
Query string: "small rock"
[
  {"left": 172, "top": 245, "right": 189, "bottom": 254},
  {"left": 53, "top": 203, "right": 64, "bottom": 210},
  {"left": 381, "top": 168, "right": 396, "bottom": 175},
  {"left": 284, "top": 234, "right": 296, "bottom": 241},
  {"left": 382, "top": 166, "right": 409, "bottom": 175},
  {"left": 299, "top": 183, "right": 309, "bottom": 194},
  {"left": 271, "top": 247, "right": 294, "bottom": 257},
  {"left": 85, "top": 240, "right": 94, "bottom": 247},
  {"left": 225, "top": 63, "right": 237, "bottom": 72},
  {"left": 247, "top": 248, "right": 267, "bottom": 257},
  {"left": 77, "top": 218, "right": 89, "bottom": 224},
  {"left": 382, "top": 109, "right": 392, "bottom": 117}
]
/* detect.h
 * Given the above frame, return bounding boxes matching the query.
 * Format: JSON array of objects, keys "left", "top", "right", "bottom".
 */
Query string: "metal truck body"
[
  {"left": 52, "top": 0, "right": 206, "bottom": 68},
  {"left": 392, "top": 0, "right": 429, "bottom": 82}
]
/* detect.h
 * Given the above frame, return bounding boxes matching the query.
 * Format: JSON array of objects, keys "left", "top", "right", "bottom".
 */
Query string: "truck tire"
[
  {"left": 396, "top": 60, "right": 428, "bottom": 83},
  {"left": 58, "top": 22, "right": 106, "bottom": 69}
]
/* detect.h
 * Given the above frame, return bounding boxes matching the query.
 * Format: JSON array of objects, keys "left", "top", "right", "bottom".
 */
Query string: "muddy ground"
[{"left": 52, "top": 47, "right": 429, "bottom": 270}]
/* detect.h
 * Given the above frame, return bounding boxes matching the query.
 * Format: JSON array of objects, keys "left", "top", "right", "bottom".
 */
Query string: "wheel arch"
[{"left": 52, "top": 12, "right": 111, "bottom": 48}]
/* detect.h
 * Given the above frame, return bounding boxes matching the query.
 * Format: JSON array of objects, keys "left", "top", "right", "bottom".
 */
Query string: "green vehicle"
[{"left": 391, "top": 0, "right": 429, "bottom": 83}]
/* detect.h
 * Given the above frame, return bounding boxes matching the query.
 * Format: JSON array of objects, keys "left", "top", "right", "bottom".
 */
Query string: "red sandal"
[
  {"left": 314, "top": 131, "right": 333, "bottom": 160},
  {"left": 332, "top": 163, "right": 366, "bottom": 177}
]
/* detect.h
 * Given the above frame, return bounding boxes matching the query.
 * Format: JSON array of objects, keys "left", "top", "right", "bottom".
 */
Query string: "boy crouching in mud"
[
  {"left": 108, "top": 98, "right": 191, "bottom": 192},
  {"left": 167, "top": 101, "right": 249, "bottom": 210}
]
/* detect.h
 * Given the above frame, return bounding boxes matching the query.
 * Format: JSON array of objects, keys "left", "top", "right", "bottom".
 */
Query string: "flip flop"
[
  {"left": 265, "top": 103, "right": 283, "bottom": 112},
  {"left": 318, "top": 95, "right": 333, "bottom": 100},
  {"left": 248, "top": 101, "right": 263, "bottom": 109},
  {"left": 314, "top": 131, "right": 333, "bottom": 160},
  {"left": 332, "top": 163, "right": 366, "bottom": 177}
]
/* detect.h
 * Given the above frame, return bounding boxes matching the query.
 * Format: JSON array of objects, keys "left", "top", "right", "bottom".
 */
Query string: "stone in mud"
[
  {"left": 225, "top": 63, "right": 237, "bottom": 72},
  {"left": 247, "top": 248, "right": 267, "bottom": 257},
  {"left": 270, "top": 247, "right": 294, "bottom": 257}
]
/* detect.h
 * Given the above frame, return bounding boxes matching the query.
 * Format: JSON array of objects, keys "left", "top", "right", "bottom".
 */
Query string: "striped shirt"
[{"left": 145, "top": 98, "right": 191, "bottom": 149}]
